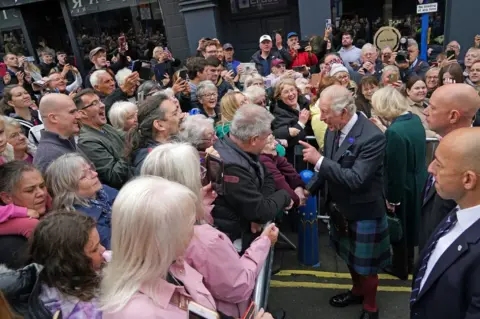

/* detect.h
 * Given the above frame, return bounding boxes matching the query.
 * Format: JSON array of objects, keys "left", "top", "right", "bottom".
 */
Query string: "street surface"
[{"left": 268, "top": 223, "right": 410, "bottom": 319}]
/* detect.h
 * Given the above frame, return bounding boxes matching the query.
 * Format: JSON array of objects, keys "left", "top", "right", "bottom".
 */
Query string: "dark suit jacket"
[
  {"left": 411, "top": 215, "right": 480, "bottom": 319},
  {"left": 418, "top": 179, "right": 457, "bottom": 251},
  {"left": 307, "top": 113, "right": 387, "bottom": 221}
]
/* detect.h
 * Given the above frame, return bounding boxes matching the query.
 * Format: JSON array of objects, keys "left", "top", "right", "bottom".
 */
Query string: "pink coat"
[
  {"left": 184, "top": 224, "right": 271, "bottom": 317},
  {"left": 104, "top": 261, "right": 217, "bottom": 319},
  {"left": 0, "top": 204, "right": 38, "bottom": 238}
]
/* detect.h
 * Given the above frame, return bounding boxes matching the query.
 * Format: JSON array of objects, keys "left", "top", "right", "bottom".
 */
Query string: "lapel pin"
[
  {"left": 348, "top": 137, "right": 355, "bottom": 144},
  {"left": 458, "top": 245, "right": 462, "bottom": 251}
]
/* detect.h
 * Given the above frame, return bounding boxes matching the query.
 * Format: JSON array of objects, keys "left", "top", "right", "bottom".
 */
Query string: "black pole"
[
  {"left": 17, "top": 10, "right": 35, "bottom": 58},
  {"left": 59, "top": 0, "right": 85, "bottom": 78}
]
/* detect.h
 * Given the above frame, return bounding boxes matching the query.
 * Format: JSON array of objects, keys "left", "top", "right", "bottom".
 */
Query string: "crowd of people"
[{"left": 0, "top": 17, "right": 479, "bottom": 319}]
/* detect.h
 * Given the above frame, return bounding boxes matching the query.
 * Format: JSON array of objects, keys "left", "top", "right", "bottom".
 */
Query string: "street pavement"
[{"left": 267, "top": 223, "right": 411, "bottom": 319}]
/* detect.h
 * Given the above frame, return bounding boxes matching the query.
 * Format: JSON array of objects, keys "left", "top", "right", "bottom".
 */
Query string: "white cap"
[
  {"left": 329, "top": 63, "right": 349, "bottom": 77},
  {"left": 259, "top": 35, "right": 272, "bottom": 43}
]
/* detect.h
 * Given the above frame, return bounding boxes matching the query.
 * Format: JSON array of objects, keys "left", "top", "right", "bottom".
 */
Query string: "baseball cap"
[
  {"left": 271, "top": 59, "right": 285, "bottom": 67},
  {"left": 223, "top": 43, "right": 234, "bottom": 50},
  {"left": 89, "top": 47, "right": 106, "bottom": 60},
  {"left": 287, "top": 32, "right": 298, "bottom": 39},
  {"left": 259, "top": 35, "right": 272, "bottom": 43}
]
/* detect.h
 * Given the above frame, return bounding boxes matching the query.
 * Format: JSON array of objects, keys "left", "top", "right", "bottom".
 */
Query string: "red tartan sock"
[
  {"left": 362, "top": 274, "right": 379, "bottom": 312},
  {"left": 348, "top": 266, "right": 363, "bottom": 296}
]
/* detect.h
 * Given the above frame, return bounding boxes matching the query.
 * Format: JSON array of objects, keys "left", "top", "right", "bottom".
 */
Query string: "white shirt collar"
[
  {"left": 457, "top": 204, "right": 480, "bottom": 231},
  {"left": 340, "top": 113, "right": 358, "bottom": 136}
]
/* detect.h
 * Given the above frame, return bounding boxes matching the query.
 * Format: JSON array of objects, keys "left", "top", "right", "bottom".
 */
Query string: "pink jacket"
[
  {"left": 184, "top": 224, "right": 271, "bottom": 317},
  {"left": 0, "top": 204, "right": 38, "bottom": 238},
  {"left": 104, "top": 261, "right": 217, "bottom": 319}
]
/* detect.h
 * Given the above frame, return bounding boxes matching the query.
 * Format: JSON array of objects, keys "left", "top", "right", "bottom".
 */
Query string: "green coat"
[
  {"left": 78, "top": 124, "right": 132, "bottom": 190},
  {"left": 384, "top": 112, "right": 428, "bottom": 246}
]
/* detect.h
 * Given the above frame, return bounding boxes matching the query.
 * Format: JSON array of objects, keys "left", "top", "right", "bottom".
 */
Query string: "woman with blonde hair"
[
  {"left": 371, "top": 86, "right": 427, "bottom": 280},
  {"left": 100, "top": 176, "right": 215, "bottom": 318},
  {"left": 140, "top": 143, "right": 278, "bottom": 317},
  {"left": 0, "top": 116, "right": 14, "bottom": 165},
  {"left": 215, "top": 90, "right": 249, "bottom": 138}
]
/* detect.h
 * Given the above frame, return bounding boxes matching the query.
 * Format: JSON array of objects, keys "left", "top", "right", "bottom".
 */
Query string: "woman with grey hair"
[
  {"left": 45, "top": 153, "right": 117, "bottom": 249},
  {"left": 140, "top": 143, "right": 278, "bottom": 317},
  {"left": 244, "top": 73, "right": 264, "bottom": 89},
  {"left": 244, "top": 85, "right": 267, "bottom": 108},
  {"left": 197, "top": 80, "right": 219, "bottom": 123},
  {"left": 179, "top": 114, "right": 217, "bottom": 152},
  {"left": 136, "top": 80, "right": 162, "bottom": 102},
  {"left": 108, "top": 101, "right": 138, "bottom": 132}
]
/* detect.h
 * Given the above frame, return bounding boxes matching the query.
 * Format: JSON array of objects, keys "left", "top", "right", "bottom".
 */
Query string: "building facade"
[{"left": 0, "top": 0, "right": 473, "bottom": 69}]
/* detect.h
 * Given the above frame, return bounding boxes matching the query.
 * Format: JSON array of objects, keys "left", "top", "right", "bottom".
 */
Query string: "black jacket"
[
  {"left": 271, "top": 99, "right": 308, "bottom": 164},
  {"left": 411, "top": 215, "right": 480, "bottom": 319},
  {"left": 250, "top": 48, "right": 292, "bottom": 77},
  {"left": 212, "top": 136, "right": 291, "bottom": 243},
  {"left": 39, "top": 62, "right": 56, "bottom": 77},
  {"left": 401, "top": 59, "right": 430, "bottom": 82},
  {"left": 0, "top": 263, "right": 52, "bottom": 318},
  {"left": 307, "top": 113, "right": 387, "bottom": 221}
]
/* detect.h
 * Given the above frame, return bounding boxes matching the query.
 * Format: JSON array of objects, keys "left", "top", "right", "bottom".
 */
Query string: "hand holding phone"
[{"left": 188, "top": 302, "right": 220, "bottom": 319}]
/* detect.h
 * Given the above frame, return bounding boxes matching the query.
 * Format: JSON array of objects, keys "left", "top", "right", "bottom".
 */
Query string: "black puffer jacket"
[{"left": 0, "top": 263, "right": 52, "bottom": 318}]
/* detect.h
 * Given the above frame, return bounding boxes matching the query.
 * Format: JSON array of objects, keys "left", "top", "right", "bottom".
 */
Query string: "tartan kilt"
[{"left": 330, "top": 215, "right": 391, "bottom": 276}]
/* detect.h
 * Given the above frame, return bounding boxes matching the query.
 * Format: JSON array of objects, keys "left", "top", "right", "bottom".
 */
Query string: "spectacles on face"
[
  {"left": 201, "top": 93, "right": 218, "bottom": 99},
  {"left": 82, "top": 99, "right": 103, "bottom": 110},
  {"left": 426, "top": 76, "right": 439, "bottom": 80},
  {"left": 80, "top": 164, "right": 97, "bottom": 180}
]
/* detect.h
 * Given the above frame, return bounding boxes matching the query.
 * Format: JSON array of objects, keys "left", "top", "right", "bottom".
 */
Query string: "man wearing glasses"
[{"left": 74, "top": 89, "right": 133, "bottom": 190}]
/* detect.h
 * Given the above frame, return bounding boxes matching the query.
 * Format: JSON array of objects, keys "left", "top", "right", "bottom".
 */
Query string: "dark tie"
[
  {"left": 333, "top": 131, "right": 341, "bottom": 153},
  {"left": 410, "top": 208, "right": 459, "bottom": 306},
  {"left": 423, "top": 174, "right": 435, "bottom": 201}
]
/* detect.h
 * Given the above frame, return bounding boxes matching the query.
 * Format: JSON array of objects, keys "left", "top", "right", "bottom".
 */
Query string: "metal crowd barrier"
[{"left": 253, "top": 246, "right": 274, "bottom": 314}]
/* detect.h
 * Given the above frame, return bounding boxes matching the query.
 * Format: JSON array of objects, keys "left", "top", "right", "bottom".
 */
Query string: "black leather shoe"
[
  {"left": 329, "top": 290, "right": 364, "bottom": 308},
  {"left": 359, "top": 309, "right": 379, "bottom": 319}
]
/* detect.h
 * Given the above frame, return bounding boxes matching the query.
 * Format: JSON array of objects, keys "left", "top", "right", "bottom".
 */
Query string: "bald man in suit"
[
  {"left": 411, "top": 127, "right": 480, "bottom": 319},
  {"left": 419, "top": 84, "right": 480, "bottom": 250}
]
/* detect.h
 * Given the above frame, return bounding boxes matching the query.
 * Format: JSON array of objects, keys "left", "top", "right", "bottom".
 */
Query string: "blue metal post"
[{"left": 420, "top": 0, "right": 430, "bottom": 61}]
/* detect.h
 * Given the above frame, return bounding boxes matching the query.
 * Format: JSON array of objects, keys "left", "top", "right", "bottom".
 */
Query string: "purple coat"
[{"left": 260, "top": 154, "right": 305, "bottom": 206}]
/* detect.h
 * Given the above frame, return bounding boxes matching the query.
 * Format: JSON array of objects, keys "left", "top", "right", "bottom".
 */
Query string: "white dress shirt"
[
  {"left": 420, "top": 204, "right": 480, "bottom": 291},
  {"left": 314, "top": 113, "right": 358, "bottom": 172}
]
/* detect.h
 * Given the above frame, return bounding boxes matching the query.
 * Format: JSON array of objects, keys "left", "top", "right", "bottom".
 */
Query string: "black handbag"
[{"left": 387, "top": 213, "right": 403, "bottom": 244}]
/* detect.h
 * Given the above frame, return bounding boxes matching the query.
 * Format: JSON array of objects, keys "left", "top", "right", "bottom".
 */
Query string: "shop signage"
[
  {"left": 0, "top": 0, "right": 43, "bottom": 8},
  {"left": 374, "top": 26, "right": 402, "bottom": 51},
  {"left": 68, "top": 0, "right": 155, "bottom": 17},
  {"left": 233, "top": 0, "right": 287, "bottom": 12},
  {"left": 417, "top": 2, "right": 438, "bottom": 14},
  {"left": 0, "top": 8, "right": 21, "bottom": 29}
]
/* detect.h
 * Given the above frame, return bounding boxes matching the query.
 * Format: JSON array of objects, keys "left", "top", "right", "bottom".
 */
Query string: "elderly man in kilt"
[{"left": 300, "top": 85, "right": 391, "bottom": 319}]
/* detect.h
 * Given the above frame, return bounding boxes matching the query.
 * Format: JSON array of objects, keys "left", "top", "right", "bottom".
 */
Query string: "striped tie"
[{"left": 410, "top": 208, "right": 459, "bottom": 306}]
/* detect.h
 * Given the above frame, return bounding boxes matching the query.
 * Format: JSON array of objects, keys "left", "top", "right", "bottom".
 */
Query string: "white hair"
[
  {"left": 89, "top": 70, "right": 109, "bottom": 87},
  {"left": 141, "top": 143, "right": 205, "bottom": 221},
  {"left": 115, "top": 68, "right": 133, "bottom": 87},
  {"left": 244, "top": 85, "right": 266, "bottom": 103},
  {"left": 108, "top": 101, "right": 137, "bottom": 131},
  {"left": 179, "top": 114, "right": 214, "bottom": 149},
  {"left": 244, "top": 74, "right": 264, "bottom": 88},
  {"left": 100, "top": 176, "right": 197, "bottom": 313},
  {"left": 320, "top": 85, "right": 357, "bottom": 115},
  {"left": 361, "top": 43, "right": 377, "bottom": 55},
  {"left": 196, "top": 80, "right": 217, "bottom": 100},
  {"left": 230, "top": 104, "right": 274, "bottom": 141},
  {"left": 408, "top": 39, "right": 419, "bottom": 49}
]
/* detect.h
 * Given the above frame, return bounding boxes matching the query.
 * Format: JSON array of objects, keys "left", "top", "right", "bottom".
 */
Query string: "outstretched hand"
[{"left": 299, "top": 140, "right": 322, "bottom": 165}]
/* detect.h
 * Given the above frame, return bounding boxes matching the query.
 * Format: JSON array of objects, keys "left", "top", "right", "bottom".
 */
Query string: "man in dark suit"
[
  {"left": 410, "top": 127, "right": 480, "bottom": 319},
  {"left": 419, "top": 84, "right": 480, "bottom": 250},
  {"left": 300, "top": 85, "right": 390, "bottom": 319}
]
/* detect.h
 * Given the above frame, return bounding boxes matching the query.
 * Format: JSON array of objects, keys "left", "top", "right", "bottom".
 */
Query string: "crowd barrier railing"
[{"left": 253, "top": 246, "right": 274, "bottom": 314}]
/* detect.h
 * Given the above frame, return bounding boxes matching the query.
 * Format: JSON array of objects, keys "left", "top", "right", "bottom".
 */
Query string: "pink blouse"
[
  {"left": 184, "top": 224, "right": 271, "bottom": 317},
  {"left": 104, "top": 261, "right": 217, "bottom": 319}
]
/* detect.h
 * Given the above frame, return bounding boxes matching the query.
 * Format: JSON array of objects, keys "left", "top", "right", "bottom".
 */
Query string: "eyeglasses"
[
  {"left": 80, "top": 164, "right": 97, "bottom": 180},
  {"left": 201, "top": 93, "right": 218, "bottom": 99},
  {"left": 82, "top": 99, "right": 103, "bottom": 110}
]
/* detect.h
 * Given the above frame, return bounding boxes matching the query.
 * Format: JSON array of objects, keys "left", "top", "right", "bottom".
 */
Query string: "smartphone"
[
  {"left": 446, "top": 50, "right": 456, "bottom": 59},
  {"left": 325, "top": 18, "right": 332, "bottom": 29},
  {"left": 0, "top": 63, "right": 6, "bottom": 78},
  {"left": 66, "top": 56, "right": 76, "bottom": 66},
  {"left": 25, "top": 56, "right": 35, "bottom": 63},
  {"left": 388, "top": 73, "right": 399, "bottom": 84},
  {"left": 179, "top": 69, "right": 188, "bottom": 81},
  {"left": 241, "top": 301, "right": 256, "bottom": 319},
  {"left": 293, "top": 66, "right": 305, "bottom": 72},
  {"left": 206, "top": 154, "right": 224, "bottom": 196},
  {"left": 118, "top": 35, "right": 127, "bottom": 51},
  {"left": 188, "top": 301, "right": 220, "bottom": 319}
]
